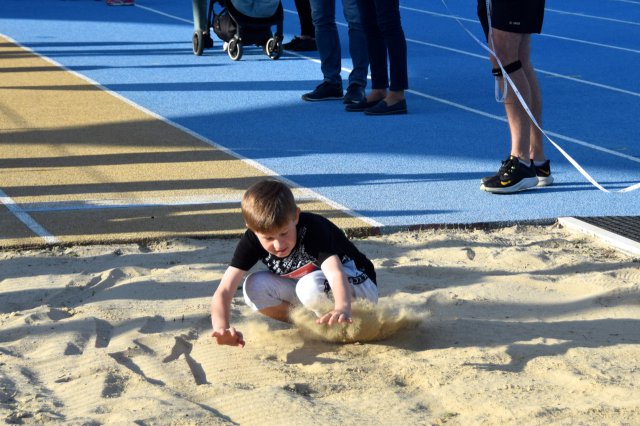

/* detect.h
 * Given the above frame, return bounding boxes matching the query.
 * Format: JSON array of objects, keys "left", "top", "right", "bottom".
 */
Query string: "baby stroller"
[{"left": 192, "top": 0, "right": 283, "bottom": 61}]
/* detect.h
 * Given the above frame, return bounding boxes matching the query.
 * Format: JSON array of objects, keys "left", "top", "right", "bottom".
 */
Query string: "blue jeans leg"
[
  {"left": 342, "top": 0, "right": 369, "bottom": 88},
  {"left": 310, "top": 0, "right": 342, "bottom": 86}
]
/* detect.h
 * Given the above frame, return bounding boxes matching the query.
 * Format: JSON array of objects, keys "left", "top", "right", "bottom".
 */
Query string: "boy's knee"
[
  {"left": 491, "top": 60, "right": 522, "bottom": 78},
  {"left": 242, "top": 273, "right": 264, "bottom": 310},
  {"left": 243, "top": 272, "right": 261, "bottom": 296},
  {"left": 243, "top": 271, "right": 285, "bottom": 311},
  {"left": 295, "top": 272, "right": 331, "bottom": 311}
]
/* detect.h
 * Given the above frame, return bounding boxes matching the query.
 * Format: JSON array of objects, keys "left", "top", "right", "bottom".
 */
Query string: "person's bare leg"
[
  {"left": 490, "top": 29, "right": 532, "bottom": 162},
  {"left": 518, "top": 36, "right": 545, "bottom": 161},
  {"left": 366, "top": 88, "right": 387, "bottom": 103},
  {"left": 258, "top": 302, "right": 292, "bottom": 323},
  {"left": 384, "top": 89, "right": 405, "bottom": 105}
]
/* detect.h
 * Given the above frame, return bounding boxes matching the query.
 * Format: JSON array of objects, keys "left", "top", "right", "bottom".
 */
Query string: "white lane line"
[
  {"left": 541, "top": 33, "right": 640, "bottom": 55},
  {"left": 400, "top": 6, "right": 640, "bottom": 54},
  {"left": 134, "top": 4, "right": 193, "bottom": 24},
  {"left": 546, "top": 8, "right": 640, "bottom": 26},
  {"left": 402, "top": 4, "right": 640, "bottom": 26},
  {"left": 405, "top": 90, "right": 640, "bottom": 165},
  {"left": 406, "top": 37, "right": 640, "bottom": 98},
  {"left": 20, "top": 195, "right": 319, "bottom": 213},
  {"left": 0, "top": 189, "right": 59, "bottom": 244}
]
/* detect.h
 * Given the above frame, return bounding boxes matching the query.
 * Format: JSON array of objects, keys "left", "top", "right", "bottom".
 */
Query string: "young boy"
[{"left": 210, "top": 179, "right": 378, "bottom": 347}]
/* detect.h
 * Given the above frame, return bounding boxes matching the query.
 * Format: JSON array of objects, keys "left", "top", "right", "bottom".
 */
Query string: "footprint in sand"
[
  {"left": 94, "top": 318, "right": 113, "bottom": 348},
  {"left": 163, "top": 335, "right": 208, "bottom": 385},
  {"left": 109, "top": 349, "right": 164, "bottom": 387},
  {"left": 101, "top": 371, "right": 128, "bottom": 399}
]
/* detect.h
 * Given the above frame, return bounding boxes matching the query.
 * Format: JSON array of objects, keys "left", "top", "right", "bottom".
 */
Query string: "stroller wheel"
[
  {"left": 265, "top": 37, "right": 282, "bottom": 60},
  {"left": 193, "top": 31, "right": 204, "bottom": 56},
  {"left": 228, "top": 38, "right": 243, "bottom": 61}
]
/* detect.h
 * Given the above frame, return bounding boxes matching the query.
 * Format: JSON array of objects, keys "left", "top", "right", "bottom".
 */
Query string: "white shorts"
[{"left": 243, "top": 260, "right": 378, "bottom": 317}]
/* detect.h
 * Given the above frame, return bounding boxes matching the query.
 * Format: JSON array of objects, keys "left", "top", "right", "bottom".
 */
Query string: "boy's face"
[{"left": 253, "top": 209, "right": 300, "bottom": 258}]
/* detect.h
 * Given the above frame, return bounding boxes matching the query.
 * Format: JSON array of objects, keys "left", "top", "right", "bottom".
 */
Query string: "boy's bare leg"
[{"left": 259, "top": 303, "right": 292, "bottom": 323}]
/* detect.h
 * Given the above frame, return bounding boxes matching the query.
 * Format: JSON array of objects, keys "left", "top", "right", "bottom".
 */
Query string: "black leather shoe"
[
  {"left": 364, "top": 99, "right": 408, "bottom": 115},
  {"left": 283, "top": 36, "right": 317, "bottom": 52},
  {"left": 301, "top": 81, "right": 343, "bottom": 101},
  {"left": 343, "top": 83, "right": 365, "bottom": 104},
  {"left": 345, "top": 99, "right": 381, "bottom": 112},
  {"left": 203, "top": 32, "right": 214, "bottom": 48}
]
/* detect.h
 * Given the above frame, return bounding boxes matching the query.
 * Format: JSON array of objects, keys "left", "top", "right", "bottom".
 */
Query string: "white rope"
[{"left": 441, "top": 0, "right": 640, "bottom": 193}]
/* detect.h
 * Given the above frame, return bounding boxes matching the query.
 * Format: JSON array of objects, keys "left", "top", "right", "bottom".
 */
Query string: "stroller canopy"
[{"left": 230, "top": 0, "right": 279, "bottom": 18}]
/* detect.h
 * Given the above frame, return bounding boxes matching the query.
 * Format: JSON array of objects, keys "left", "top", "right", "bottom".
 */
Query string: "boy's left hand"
[{"left": 316, "top": 310, "right": 353, "bottom": 325}]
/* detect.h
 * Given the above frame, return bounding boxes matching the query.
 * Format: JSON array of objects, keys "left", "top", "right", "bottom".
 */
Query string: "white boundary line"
[
  {"left": 0, "top": 189, "right": 59, "bottom": 244},
  {"left": 559, "top": 217, "right": 640, "bottom": 256}
]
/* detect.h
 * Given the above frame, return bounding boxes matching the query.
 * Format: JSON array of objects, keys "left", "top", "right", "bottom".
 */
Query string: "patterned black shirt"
[{"left": 230, "top": 212, "right": 376, "bottom": 283}]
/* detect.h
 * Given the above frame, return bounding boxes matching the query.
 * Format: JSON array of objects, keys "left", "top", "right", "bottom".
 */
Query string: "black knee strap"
[{"left": 492, "top": 60, "right": 522, "bottom": 77}]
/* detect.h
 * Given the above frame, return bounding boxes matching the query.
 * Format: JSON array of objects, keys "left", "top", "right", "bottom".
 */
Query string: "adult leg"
[
  {"left": 258, "top": 303, "right": 293, "bottom": 322},
  {"left": 295, "top": 0, "right": 316, "bottom": 38},
  {"left": 490, "top": 28, "right": 532, "bottom": 162},
  {"left": 356, "top": 0, "right": 387, "bottom": 103},
  {"left": 309, "top": 0, "right": 342, "bottom": 85},
  {"left": 373, "top": 0, "right": 407, "bottom": 105},
  {"left": 284, "top": 0, "right": 317, "bottom": 52},
  {"left": 342, "top": 0, "right": 369, "bottom": 88},
  {"left": 518, "top": 36, "right": 546, "bottom": 161}
]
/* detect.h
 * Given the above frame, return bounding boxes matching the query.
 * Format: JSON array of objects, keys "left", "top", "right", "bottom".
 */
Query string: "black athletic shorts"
[{"left": 477, "top": 0, "right": 545, "bottom": 37}]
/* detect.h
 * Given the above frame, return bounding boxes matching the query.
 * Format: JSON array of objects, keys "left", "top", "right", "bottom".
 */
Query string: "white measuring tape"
[{"left": 442, "top": 0, "right": 640, "bottom": 193}]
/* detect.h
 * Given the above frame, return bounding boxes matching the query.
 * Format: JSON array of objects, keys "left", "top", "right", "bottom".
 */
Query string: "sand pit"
[
  {"left": 1, "top": 224, "right": 639, "bottom": 424},
  {"left": 290, "top": 298, "right": 425, "bottom": 343}
]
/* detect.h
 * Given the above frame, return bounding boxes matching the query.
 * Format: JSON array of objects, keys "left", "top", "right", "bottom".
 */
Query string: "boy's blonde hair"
[{"left": 241, "top": 180, "right": 297, "bottom": 233}]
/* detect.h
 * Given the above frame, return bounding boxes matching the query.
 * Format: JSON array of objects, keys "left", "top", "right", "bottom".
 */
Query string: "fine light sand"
[{"left": 1, "top": 224, "right": 639, "bottom": 425}]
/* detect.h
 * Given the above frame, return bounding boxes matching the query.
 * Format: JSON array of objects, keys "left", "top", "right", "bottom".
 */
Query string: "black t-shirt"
[{"left": 230, "top": 212, "right": 376, "bottom": 283}]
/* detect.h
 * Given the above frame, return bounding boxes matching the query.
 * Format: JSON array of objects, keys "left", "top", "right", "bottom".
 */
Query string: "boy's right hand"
[{"left": 211, "top": 327, "right": 245, "bottom": 348}]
